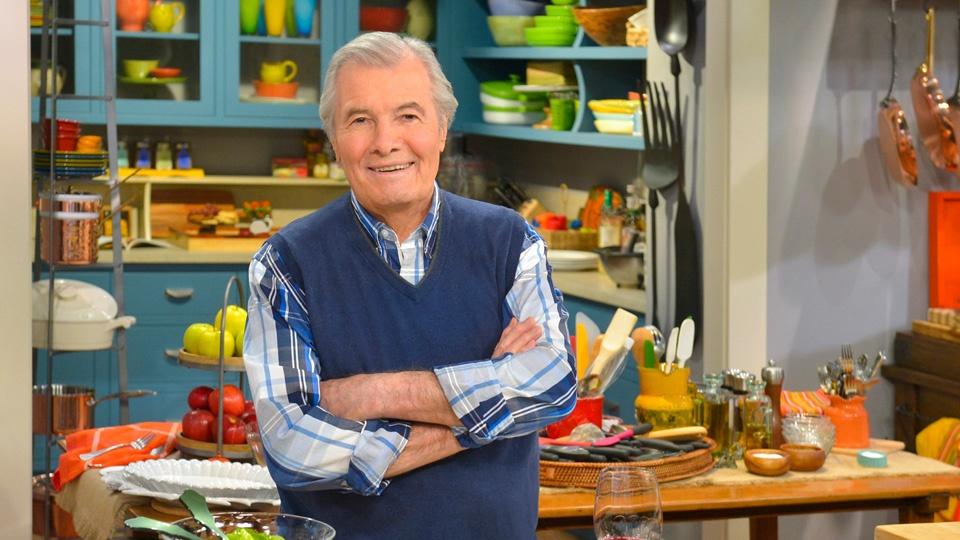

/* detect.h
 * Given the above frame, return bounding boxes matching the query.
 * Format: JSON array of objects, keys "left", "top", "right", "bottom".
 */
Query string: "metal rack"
[{"left": 32, "top": 1, "right": 128, "bottom": 538}]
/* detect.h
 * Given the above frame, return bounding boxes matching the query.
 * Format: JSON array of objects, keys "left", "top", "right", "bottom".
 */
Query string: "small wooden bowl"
[
  {"left": 780, "top": 443, "right": 826, "bottom": 472},
  {"left": 744, "top": 449, "right": 791, "bottom": 476}
]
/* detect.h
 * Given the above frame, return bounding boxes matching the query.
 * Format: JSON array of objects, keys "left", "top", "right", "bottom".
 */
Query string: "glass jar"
[
  {"left": 741, "top": 380, "right": 772, "bottom": 451},
  {"left": 155, "top": 141, "right": 173, "bottom": 170},
  {"left": 701, "top": 373, "right": 734, "bottom": 464},
  {"left": 134, "top": 140, "right": 151, "bottom": 169},
  {"left": 688, "top": 380, "right": 704, "bottom": 427},
  {"left": 175, "top": 141, "right": 192, "bottom": 170}
]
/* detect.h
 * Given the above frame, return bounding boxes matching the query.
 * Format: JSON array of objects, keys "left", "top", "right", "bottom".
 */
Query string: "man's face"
[{"left": 330, "top": 54, "right": 447, "bottom": 222}]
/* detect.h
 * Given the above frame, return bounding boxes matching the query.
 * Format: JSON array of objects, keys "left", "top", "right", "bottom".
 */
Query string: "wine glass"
[{"left": 593, "top": 466, "right": 663, "bottom": 540}]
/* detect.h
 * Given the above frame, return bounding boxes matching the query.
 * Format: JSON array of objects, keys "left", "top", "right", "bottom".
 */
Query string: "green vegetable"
[{"left": 225, "top": 529, "right": 283, "bottom": 540}]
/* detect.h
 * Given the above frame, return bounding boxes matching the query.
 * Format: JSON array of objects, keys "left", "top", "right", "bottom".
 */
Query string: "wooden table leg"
[
  {"left": 899, "top": 494, "right": 951, "bottom": 523},
  {"left": 750, "top": 516, "right": 777, "bottom": 540}
]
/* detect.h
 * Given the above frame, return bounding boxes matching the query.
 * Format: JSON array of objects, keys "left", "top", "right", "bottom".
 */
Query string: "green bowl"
[
  {"left": 552, "top": 0, "right": 579, "bottom": 5},
  {"left": 487, "top": 15, "right": 536, "bottom": 46},
  {"left": 524, "top": 26, "right": 577, "bottom": 46},
  {"left": 544, "top": 5, "right": 575, "bottom": 17},
  {"left": 534, "top": 15, "right": 578, "bottom": 31}
]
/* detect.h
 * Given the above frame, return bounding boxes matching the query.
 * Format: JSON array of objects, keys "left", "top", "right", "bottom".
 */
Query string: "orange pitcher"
[
  {"left": 117, "top": 0, "right": 149, "bottom": 31},
  {"left": 824, "top": 394, "right": 870, "bottom": 448}
]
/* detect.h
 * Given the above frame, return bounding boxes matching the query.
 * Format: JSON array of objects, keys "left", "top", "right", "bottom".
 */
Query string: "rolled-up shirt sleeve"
[
  {"left": 245, "top": 242, "right": 411, "bottom": 495},
  {"left": 433, "top": 226, "right": 577, "bottom": 448}
]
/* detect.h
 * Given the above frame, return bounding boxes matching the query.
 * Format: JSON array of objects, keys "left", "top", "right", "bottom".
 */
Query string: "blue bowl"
[{"left": 488, "top": 0, "right": 547, "bottom": 16}]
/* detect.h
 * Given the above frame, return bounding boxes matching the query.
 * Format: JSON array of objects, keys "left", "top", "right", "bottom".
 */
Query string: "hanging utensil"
[
  {"left": 878, "top": 0, "right": 919, "bottom": 186},
  {"left": 911, "top": 5, "right": 959, "bottom": 172}
]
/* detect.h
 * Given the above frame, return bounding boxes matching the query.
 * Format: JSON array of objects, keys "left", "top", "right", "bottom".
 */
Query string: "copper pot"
[
  {"left": 910, "top": 7, "right": 959, "bottom": 172},
  {"left": 32, "top": 385, "right": 156, "bottom": 435},
  {"left": 878, "top": 0, "right": 918, "bottom": 186}
]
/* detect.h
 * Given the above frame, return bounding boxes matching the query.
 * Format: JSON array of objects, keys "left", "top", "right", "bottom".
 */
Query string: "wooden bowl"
[
  {"left": 780, "top": 443, "right": 826, "bottom": 472},
  {"left": 573, "top": 5, "right": 645, "bottom": 46},
  {"left": 744, "top": 449, "right": 791, "bottom": 476}
]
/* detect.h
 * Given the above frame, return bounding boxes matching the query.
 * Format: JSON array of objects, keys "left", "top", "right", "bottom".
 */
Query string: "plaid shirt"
[{"left": 245, "top": 186, "right": 574, "bottom": 495}]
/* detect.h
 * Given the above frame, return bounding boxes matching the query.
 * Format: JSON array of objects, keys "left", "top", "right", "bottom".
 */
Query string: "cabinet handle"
[
  {"left": 164, "top": 288, "right": 194, "bottom": 299},
  {"left": 164, "top": 349, "right": 180, "bottom": 359}
]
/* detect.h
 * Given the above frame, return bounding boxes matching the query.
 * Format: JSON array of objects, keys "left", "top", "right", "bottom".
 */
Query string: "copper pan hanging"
[
  {"left": 878, "top": 0, "right": 918, "bottom": 186},
  {"left": 944, "top": 0, "right": 960, "bottom": 174},
  {"left": 910, "top": 5, "right": 959, "bottom": 172}
]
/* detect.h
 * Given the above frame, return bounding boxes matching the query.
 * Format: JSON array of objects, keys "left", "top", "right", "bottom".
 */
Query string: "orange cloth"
[
  {"left": 780, "top": 390, "right": 831, "bottom": 416},
  {"left": 916, "top": 417, "right": 960, "bottom": 521},
  {"left": 52, "top": 422, "right": 179, "bottom": 490}
]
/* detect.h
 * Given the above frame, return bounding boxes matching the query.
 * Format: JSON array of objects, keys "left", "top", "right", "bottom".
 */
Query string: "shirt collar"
[{"left": 350, "top": 183, "right": 441, "bottom": 247}]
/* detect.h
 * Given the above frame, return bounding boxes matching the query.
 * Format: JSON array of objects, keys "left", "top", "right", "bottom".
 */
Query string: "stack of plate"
[
  {"left": 547, "top": 249, "right": 600, "bottom": 271},
  {"left": 480, "top": 77, "right": 547, "bottom": 125},
  {"left": 33, "top": 150, "right": 108, "bottom": 178},
  {"left": 588, "top": 99, "right": 640, "bottom": 135},
  {"left": 104, "top": 459, "right": 280, "bottom": 506}
]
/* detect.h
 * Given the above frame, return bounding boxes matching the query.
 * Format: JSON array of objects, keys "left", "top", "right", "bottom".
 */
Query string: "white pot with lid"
[{"left": 32, "top": 279, "right": 136, "bottom": 351}]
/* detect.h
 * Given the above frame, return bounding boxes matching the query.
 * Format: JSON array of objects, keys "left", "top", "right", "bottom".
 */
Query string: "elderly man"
[{"left": 244, "top": 32, "right": 576, "bottom": 539}]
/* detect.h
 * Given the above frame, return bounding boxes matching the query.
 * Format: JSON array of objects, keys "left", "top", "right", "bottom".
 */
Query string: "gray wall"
[{"left": 769, "top": 1, "right": 960, "bottom": 538}]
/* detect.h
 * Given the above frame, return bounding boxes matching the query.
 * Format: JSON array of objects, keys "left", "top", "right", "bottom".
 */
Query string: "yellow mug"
[
  {"left": 260, "top": 60, "right": 298, "bottom": 83},
  {"left": 149, "top": 1, "right": 185, "bottom": 33}
]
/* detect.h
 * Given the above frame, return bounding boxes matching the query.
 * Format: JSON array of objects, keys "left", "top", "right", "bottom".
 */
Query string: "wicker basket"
[
  {"left": 537, "top": 228, "right": 599, "bottom": 251},
  {"left": 540, "top": 438, "right": 716, "bottom": 489}
]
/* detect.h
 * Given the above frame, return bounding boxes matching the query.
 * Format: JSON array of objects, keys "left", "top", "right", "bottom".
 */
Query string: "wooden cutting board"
[
  {"left": 150, "top": 188, "right": 234, "bottom": 238},
  {"left": 832, "top": 438, "right": 906, "bottom": 456},
  {"left": 167, "top": 227, "right": 271, "bottom": 252}
]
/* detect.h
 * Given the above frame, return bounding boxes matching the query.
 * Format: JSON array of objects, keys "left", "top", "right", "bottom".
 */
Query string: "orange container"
[
  {"left": 824, "top": 395, "right": 870, "bottom": 449},
  {"left": 929, "top": 192, "right": 960, "bottom": 309},
  {"left": 545, "top": 395, "right": 603, "bottom": 438},
  {"left": 254, "top": 80, "right": 299, "bottom": 99}
]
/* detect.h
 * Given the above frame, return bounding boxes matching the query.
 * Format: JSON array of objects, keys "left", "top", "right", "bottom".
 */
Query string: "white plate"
[
  {"left": 101, "top": 468, "right": 279, "bottom": 507},
  {"left": 547, "top": 249, "right": 599, "bottom": 271},
  {"left": 240, "top": 94, "right": 310, "bottom": 105},
  {"left": 122, "top": 459, "right": 278, "bottom": 501},
  {"left": 482, "top": 109, "right": 545, "bottom": 125},
  {"left": 479, "top": 92, "right": 545, "bottom": 109}
]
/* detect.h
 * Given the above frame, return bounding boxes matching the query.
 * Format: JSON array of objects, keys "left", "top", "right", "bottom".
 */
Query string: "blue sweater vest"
[{"left": 267, "top": 191, "right": 540, "bottom": 539}]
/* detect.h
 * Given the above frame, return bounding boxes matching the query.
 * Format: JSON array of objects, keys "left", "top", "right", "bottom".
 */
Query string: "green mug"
[
  {"left": 124, "top": 59, "right": 159, "bottom": 79},
  {"left": 260, "top": 60, "right": 297, "bottom": 83}
]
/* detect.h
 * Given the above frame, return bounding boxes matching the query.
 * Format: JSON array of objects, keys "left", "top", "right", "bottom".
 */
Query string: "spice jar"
[{"left": 741, "top": 380, "right": 772, "bottom": 451}]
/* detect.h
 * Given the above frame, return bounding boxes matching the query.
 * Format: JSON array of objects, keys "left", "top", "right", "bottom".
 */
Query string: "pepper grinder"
[{"left": 762, "top": 359, "right": 785, "bottom": 448}]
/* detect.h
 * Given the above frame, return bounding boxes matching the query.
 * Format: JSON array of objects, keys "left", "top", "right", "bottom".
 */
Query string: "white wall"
[
  {"left": 0, "top": 0, "right": 36, "bottom": 536},
  {"left": 768, "top": 1, "right": 960, "bottom": 538}
]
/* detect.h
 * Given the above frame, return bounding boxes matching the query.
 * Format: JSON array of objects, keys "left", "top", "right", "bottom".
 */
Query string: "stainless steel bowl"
[{"left": 594, "top": 247, "right": 644, "bottom": 287}]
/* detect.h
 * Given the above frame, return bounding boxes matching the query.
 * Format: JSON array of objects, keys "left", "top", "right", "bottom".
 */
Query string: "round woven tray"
[{"left": 539, "top": 438, "right": 716, "bottom": 489}]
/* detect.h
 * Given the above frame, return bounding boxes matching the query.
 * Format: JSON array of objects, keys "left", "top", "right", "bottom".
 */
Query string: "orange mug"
[
  {"left": 824, "top": 394, "right": 870, "bottom": 448},
  {"left": 76, "top": 135, "right": 103, "bottom": 153}
]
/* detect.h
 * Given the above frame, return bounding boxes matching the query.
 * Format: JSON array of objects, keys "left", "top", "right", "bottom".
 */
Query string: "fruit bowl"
[
  {"left": 179, "top": 349, "right": 245, "bottom": 371},
  {"left": 162, "top": 512, "right": 335, "bottom": 540},
  {"left": 176, "top": 432, "right": 254, "bottom": 460}
]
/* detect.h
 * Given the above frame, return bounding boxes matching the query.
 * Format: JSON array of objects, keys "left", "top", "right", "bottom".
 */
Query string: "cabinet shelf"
[
  {"left": 463, "top": 46, "right": 647, "bottom": 61},
  {"left": 238, "top": 35, "right": 322, "bottom": 46},
  {"left": 31, "top": 27, "right": 74, "bottom": 36},
  {"left": 94, "top": 175, "right": 348, "bottom": 187},
  {"left": 460, "top": 122, "right": 644, "bottom": 150},
  {"left": 116, "top": 31, "right": 200, "bottom": 41}
]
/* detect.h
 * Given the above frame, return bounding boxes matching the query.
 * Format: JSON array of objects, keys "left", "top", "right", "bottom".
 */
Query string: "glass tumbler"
[{"left": 593, "top": 466, "right": 663, "bottom": 540}]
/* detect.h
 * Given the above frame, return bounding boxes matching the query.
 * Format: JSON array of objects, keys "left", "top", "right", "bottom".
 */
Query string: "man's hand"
[{"left": 492, "top": 317, "right": 542, "bottom": 358}]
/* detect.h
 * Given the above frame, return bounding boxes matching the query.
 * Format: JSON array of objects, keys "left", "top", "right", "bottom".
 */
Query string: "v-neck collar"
[{"left": 348, "top": 191, "right": 449, "bottom": 301}]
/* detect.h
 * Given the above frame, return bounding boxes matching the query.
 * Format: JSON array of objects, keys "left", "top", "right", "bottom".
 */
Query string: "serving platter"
[{"left": 122, "top": 459, "right": 276, "bottom": 500}]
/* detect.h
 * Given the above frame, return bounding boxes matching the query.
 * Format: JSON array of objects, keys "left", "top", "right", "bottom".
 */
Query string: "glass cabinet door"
[
  {"left": 224, "top": 0, "right": 334, "bottom": 127},
  {"left": 30, "top": 0, "right": 96, "bottom": 120},
  {"left": 112, "top": 0, "right": 215, "bottom": 118}
]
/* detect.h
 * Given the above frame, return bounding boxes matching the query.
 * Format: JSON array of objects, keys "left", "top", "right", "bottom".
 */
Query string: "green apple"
[
  {"left": 214, "top": 305, "right": 247, "bottom": 338},
  {"left": 183, "top": 323, "right": 215, "bottom": 354},
  {"left": 234, "top": 327, "right": 245, "bottom": 357},
  {"left": 198, "top": 328, "right": 235, "bottom": 359}
]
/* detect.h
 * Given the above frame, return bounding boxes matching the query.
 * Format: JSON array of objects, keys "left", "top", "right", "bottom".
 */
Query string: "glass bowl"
[
  {"left": 782, "top": 415, "right": 836, "bottom": 455},
  {"left": 163, "top": 512, "right": 335, "bottom": 540}
]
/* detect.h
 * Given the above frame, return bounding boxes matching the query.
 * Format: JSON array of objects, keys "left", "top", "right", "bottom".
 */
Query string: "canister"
[{"left": 635, "top": 366, "right": 693, "bottom": 430}]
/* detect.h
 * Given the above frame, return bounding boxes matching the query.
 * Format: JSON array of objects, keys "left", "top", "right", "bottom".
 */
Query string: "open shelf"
[
  {"left": 94, "top": 175, "right": 348, "bottom": 187},
  {"left": 238, "top": 35, "right": 322, "bottom": 46},
  {"left": 116, "top": 31, "right": 200, "bottom": 41},
  {"left": 463, "top": 46, "right": 647, "bottom": 60},
  {"left": 460, "top": 122, "right": 643, "bottom": 150}
]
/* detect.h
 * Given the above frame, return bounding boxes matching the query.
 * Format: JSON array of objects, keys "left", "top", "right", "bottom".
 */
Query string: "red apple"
[
  {"left": 243, "top": 400, "right": 256, "bottom": 417},
  {"left": 208, "top": 384, "right": 244, "bottom": 417},
  {"left": 222, "top": 414, "right": 247, "bottom": 445},
  {"left": 187, "top": 386, "right": 215, "bottom": 410},
  {"left": 182, "top": 409, "right": 215, "bottom": 442}
]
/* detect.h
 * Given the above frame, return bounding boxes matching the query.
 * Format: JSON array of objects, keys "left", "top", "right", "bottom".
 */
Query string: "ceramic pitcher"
[
  {"left": 117, "top": 0, "right": 149, "bottom": 31},
  {"left": 149, "top": 2, "right": 185, "bottom": 33}
]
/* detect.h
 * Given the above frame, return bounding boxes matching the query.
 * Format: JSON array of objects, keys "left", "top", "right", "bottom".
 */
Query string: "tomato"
[
  {"left": 208, "top": 384, "right": 244, "bottom": 417},
  {"left": 187, "top": 386, "right": 214, "bottom": 410},
  {"left": 181, "top": 409, "right": 215, "bottom": 442},
  {"left": 222, "top": 414, "right": 247, "bottom": 445}
]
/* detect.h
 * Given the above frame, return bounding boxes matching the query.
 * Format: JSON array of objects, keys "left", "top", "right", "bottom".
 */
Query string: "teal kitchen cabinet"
[
  {"left": 32, "top": 265, "right": 247, "bottom": 472},
  {"left": 30, "top": 0, "right": 98, "bottom": 122}
]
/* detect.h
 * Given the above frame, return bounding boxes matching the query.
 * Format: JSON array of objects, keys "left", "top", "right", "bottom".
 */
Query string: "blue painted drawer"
[{"left": 123, "top": 268, "right": 247, "bottom": 321}]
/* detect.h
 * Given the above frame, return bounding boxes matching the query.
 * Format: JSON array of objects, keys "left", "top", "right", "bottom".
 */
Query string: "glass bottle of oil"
[
  {"left": 741, "top": 380, "right": 773, "bottom": 451},
  {"left": 689, "top": 380, "right": 704, "bottom": 426},
  {"left": 701, "top": 374, "right": 734, "bottom": 464}
]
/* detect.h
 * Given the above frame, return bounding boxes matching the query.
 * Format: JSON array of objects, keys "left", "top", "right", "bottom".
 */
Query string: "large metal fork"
[
  {"left": 79, "top": 432, "right": 155, "bottom": 461},
  {"left": 641, "top": 80, "right": 681, "bottom": 190}
]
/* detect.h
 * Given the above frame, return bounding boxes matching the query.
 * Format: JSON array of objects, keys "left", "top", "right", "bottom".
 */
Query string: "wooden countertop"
[{"left": 875, "top": 522, "right": 960, "bottom": 539}]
